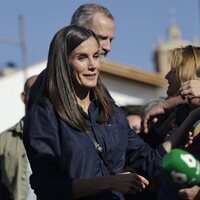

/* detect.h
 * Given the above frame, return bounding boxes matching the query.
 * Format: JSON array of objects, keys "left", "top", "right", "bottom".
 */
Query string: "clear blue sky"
[{"left": 0, "top": 0, "right": 199, "bottom": 72}]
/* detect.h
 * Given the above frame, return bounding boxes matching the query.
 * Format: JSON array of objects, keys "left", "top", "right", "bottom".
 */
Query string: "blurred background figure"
[
  {"left": 0, "top": 75, "right": 37, "bottom": 200},
  {"left": 121, "top": 105, "right": 141, "bottom": 133},
  {"left": 165, "top": 45, "right": 200, "bottom": 98},
  {"left": 166, "top": 46, "right": 200, "bottom": 200},
  {"left": 141, "top": 45, "right": 200, "bottom": 200},
  {"left": 165, "top": 45, "right": 200, "bottom": 154}
]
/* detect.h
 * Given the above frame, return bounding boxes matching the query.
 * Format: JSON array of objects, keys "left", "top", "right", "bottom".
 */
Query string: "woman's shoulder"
[{"left": 111, "top": 103, "right": 128, "bottom": 122}]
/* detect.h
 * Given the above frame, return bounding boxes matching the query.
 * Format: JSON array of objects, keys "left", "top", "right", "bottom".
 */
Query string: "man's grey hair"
[
  {"left": 140, "top": 98, "right": 165, "bottom": 118},
  {"left": 70, "top": 3, "right": 114, "bottom": 29}
]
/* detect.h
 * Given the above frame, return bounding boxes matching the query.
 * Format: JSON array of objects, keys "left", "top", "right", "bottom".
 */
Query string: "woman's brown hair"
[{"left": 41, "top": 25, "right": 115, "bottom": 131}]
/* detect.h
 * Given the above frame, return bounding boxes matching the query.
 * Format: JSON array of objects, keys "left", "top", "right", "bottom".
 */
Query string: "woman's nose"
[{"left": 88, "top": 58, "right": 96, "bottom": 69}]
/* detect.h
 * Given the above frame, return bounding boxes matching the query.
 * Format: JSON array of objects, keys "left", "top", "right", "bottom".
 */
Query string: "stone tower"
[{"left": 153, "top": 22, "right": 191, "bottom": 77}]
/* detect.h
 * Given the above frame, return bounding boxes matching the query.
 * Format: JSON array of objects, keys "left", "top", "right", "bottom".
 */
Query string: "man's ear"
[{"left": 21, "top": 92, "right": 26, "bottom": 104}]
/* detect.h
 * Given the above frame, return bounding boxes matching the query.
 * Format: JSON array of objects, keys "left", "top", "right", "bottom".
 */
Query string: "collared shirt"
[
  {"left": 23, "top": 100, "right": 166, "bottom": 200},
  {"left": 0, "top": 120, "right": 36, "bottom": 200}
]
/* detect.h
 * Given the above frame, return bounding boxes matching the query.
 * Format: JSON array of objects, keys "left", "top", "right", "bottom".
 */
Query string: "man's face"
[
  {"left": 21, "top": 75, "right": 37, "bottom": 114},
  {"left": 127, "top": 115, "right": 141, "bottom": 134},
  {"left": 89, "top": 12, "right": 115, "bottom": 58},
  {"left": 21, "top": 76, "right": 37, "bottom": 105}
]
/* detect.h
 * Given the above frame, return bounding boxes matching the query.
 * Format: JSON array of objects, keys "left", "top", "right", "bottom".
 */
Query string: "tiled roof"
[{"left": 101, "top": 60, "right": 167, "bottom": 87}]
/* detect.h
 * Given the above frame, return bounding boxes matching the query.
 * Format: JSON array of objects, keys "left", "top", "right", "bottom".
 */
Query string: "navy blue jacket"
[{"left": 23, "top": 100, "right": 166, "bottom": 200}]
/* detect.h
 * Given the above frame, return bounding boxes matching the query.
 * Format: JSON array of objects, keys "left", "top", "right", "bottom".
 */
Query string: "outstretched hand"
[{"left": 141, "top": 103, "right": 165, "bottom": 133}]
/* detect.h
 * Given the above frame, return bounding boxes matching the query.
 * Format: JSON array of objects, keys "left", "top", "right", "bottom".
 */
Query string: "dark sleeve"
[
  {"left": 138, "top": 128, "right": 166, "bottom": 148},
  {"left": 23, "top": 104, "right": 72, "bottom": 200},
  {"left": 114, "top": 106, "right": 167, "bottom": 177},
  {"left": 125, "top": 126, "right": 167, "bottom": 177}
]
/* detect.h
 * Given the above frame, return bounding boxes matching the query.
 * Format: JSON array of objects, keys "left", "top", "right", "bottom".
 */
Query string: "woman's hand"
[
  {"left": 72, "top": 172, "right": 149, "bottom": 199},
  {"left": 110, "top": 172, "right": 149, "bottom": 195}
]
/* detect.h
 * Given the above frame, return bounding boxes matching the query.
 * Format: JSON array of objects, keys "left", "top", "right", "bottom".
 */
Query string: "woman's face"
[
  {"left": 165, "top": 69, "right": 180, "bottom": 97},
  {"left": 69, "top": 37, "right": 100, "bottom": 89}
]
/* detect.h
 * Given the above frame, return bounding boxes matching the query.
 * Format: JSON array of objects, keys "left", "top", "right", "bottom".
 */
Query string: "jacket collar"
[{"left": 10, "top": 118, "right": 24, "bottom": 137}]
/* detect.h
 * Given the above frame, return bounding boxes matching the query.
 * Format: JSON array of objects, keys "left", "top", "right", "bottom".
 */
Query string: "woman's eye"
[
  {"left": 94, "top": 54, "right": 100, "bottom": 59},
  {"left": 78, "top": 56, "right": 86, "bottom": 61}
]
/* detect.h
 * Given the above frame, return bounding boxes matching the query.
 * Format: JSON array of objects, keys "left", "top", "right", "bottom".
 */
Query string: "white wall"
[
  {"left": 102, "top": 74, "right": 166, "bottom": 106},
  {"left": 0, "top": 61, "right": 46, "bottom": 132}
]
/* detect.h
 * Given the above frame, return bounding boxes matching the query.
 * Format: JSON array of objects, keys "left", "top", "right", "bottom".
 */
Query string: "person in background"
[
  {"left": 27, "top": 3, "right": 115, "bottom": 110},
  {"left": 0, "top": 75, "right": 37, "bottom": 200},
  {"left": 165, "top": 46, "right": 200, "bottom": 98},
  {"left": 177, "top": 80, "right": 200, "bottom": 200},
  {"left": 121, "top": 105, "right": 141, "bottom": 133},
  {"left": 70, "top": 3, "right": 115, "bottom": 59},
  {"left": 142, "top": 45, "right": 200, "bottom": 200},
  {"left": 23, "top": 24, "right": 197, "bottom": 200},
  {"left": 143, "top": 46, "right": 200, "bottom": 135},
  {"left": 177, "top": 69, "right": 200, "bottom": 199},
  {"left": 150, "top": 46, "right": 200, "bottom": 152}
]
